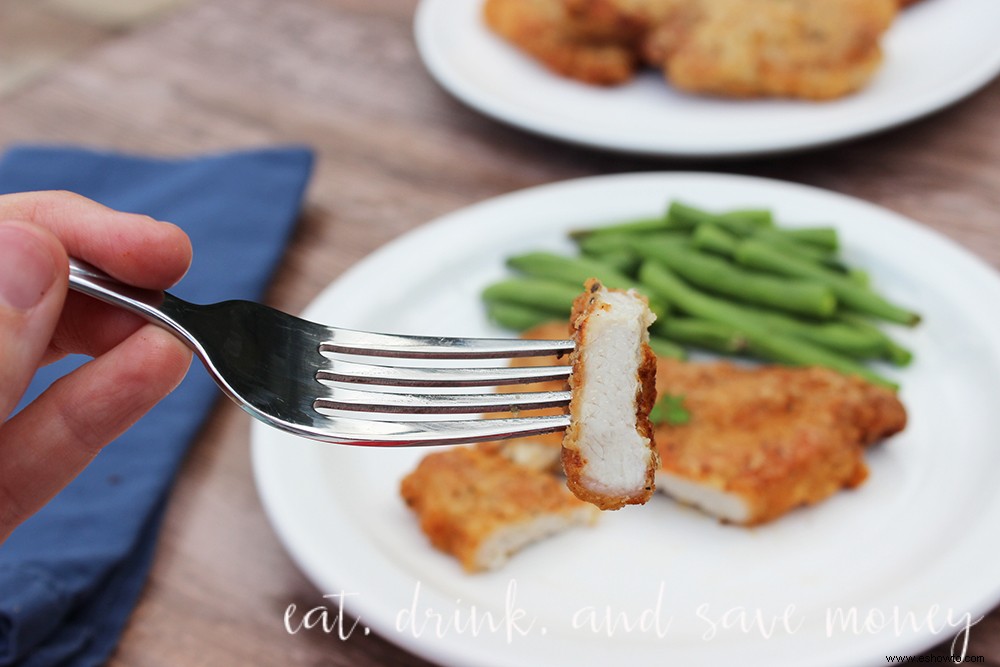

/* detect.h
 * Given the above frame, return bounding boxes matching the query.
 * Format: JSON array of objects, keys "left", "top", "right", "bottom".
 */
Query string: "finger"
[
  {"left": 41, "top": 293, "right": 159, "bottom": 364},
  {"left": 0, "top": 222, "right": 68, "bottom": 419},
  {"left": 0, "top": 324, "right": 192, "bottom": 540},
  {"left": 0, "top": 190, "right": 192, "bottom": 289}
]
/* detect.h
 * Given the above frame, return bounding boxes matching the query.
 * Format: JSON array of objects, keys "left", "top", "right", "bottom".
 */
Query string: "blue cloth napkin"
[{"left": 0, "top": 145, "right": 314, "bottom": 666}]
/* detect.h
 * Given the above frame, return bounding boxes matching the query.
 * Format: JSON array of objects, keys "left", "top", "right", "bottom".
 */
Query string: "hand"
[{"left": 0, "top": 191, "right": 194, "bottom": 543}]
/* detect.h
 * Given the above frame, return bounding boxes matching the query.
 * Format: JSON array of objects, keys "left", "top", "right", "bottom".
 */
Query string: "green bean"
[
  {"left": 883, "top": 340, "right": 914, "bottom": 367},
  {"left": 486, "top": 301, "right": 561, "bottom": 331},
  {"left": 656, "top": 281, "right": 883, "bottom": 358},
  {"left": 691, "top": 223, "right": 739, "bottom": 257},
  {"left": 635, "top": 238, "right": 838, "bottom": 318},
  {"left": 738, "top": 334, "right": 898, "bottom": 389},
  {"left": 649, "top": 335, "right": 687, "bottom": 360},
  {"left": 664, "top": 201, "right": 711, "bottom": 229},
  {"left": 632, "top": 252, "right": 884, "bottom": 356},
  {"left": 580, "top": 248, "right": 640, "bottom": 276},
  {"left": 577, "top": 231, "right": 687, "bottom": 256},
  {"left": 694, "top": 223, "right": 843, "bottom": 273},
  {"left": 506, "top": 251, "right": 635, "bottom": 289},
  {"left": 654, "top": 318, "right": 748, "bottom": 355},
  {"left": 837, "top": 313, "right": 914, "bottom": 367},
  {"left": 638, "top": 261, "right": 897, "bottom": 388},
  {"left": 750, "top": 309, "right": 887, "bottom": 358},
  {"left": 634, "top": 239, "right": 881, "bottom": 356},
  {"left": 715, "top": 209, "right": 774, "bottom": 228},
  {"left": 777, "top": 226, "right": 839, "bottom": 251},
  {"left": 848, "top": 268, "right": 871, "bottom": 288},
  {"left": 506, "top": 250, "right": 669, "bottom": 317},
  {"left": 734, "top": 240, "right": 920, "bottom": 326},
  {"left": 569, "top": 215, "right": 673, "bottom": 240},
  {"left": 753, "top": 228, "right": 834, "bottom": 260},
  {"left": 481, "top": 278, "right": 581, "bottom": 314},
  {"left": 667, "top": 201, "right": 774, "bottom": 236},
  {"left": 751, "top": 229, "right": 849, "bottom": 273}
]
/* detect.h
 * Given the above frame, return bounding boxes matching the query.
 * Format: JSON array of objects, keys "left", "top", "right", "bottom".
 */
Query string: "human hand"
[{"left": 0, "top": 191, "right": 194, "bottom": 543}]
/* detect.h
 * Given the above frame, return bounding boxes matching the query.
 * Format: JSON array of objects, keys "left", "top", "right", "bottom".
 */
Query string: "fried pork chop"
[
  {"left": 491, "top": 320, "right": 906, "bottom": 523},
  {"left": 400, "top": 447, "right": 598, "bottom": 572},
  {"left": 652, "top": 0, "right": 898, "bottom": 100},
  {"left": 403, "top": 318, "right": 908, "bottom": 571},
  {"left": 486, "top": 0, "right": 900, "bottom": 99},
  {"left": 562, "top": 280, "right": 658, "bottom": 510},
  {"left": 653, "top": 358, "right": 907, "bottom": 525},
  {"left": 483, "top": 0, "right": 639, "bottom": 84}
]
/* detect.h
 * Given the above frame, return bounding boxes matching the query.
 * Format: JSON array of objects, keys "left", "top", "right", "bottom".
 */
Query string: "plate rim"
[{"left": 413, "top": 0, "right": 1000, "bottom": 158}]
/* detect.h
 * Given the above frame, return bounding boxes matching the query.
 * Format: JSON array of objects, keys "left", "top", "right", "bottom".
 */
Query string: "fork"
[{"left": 68, "top": 258, "right": 574, "bottom": 446}]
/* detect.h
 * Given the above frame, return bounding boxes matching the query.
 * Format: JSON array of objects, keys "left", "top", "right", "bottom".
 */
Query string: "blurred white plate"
[
  {"left": 252, "top": 173, "right": 1000, "bottom": 667},
  {"left": 414, "top": 0, "right": 1000, "bottom": 157}
]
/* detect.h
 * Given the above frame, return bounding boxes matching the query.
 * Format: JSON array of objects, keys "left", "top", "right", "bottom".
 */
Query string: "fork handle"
[{"left": 67, "top": 257, "right": 199, "bottom": 350}]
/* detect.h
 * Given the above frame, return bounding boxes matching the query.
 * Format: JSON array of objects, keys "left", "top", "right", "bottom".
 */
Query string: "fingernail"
[{"left": 0, "top": 224, "right": 58, "bottom": 312}]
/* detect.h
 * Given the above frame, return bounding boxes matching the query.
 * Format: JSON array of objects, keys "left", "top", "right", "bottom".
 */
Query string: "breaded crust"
[
  {"left": 654, "top": 358, "right": 907, "bottom": 525},
  {"left": 400, "top": 447, "right": 598, "bottom": 572},
  {"left": 486, "top": 0, "right": 899, "bottom": 99},
  {"left": 562, "top": 279, "right": 658, "bottom": 510},
  {"left": 483, "top": 0, "right": 639, "bottom": 85},
  {"left": 660, "top": 0, "right": 897, "bottom": 100}
]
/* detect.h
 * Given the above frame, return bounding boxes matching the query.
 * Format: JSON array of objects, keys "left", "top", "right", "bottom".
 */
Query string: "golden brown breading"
[
  {"left": 654, "top": 358, "right": 907, "bottom": 525},
  {"left": 400, "top": 447, "right": 598, "bottom": 572},
  {"left": 658, "top": 0, "right": 898, "bottom": 100},
  {"left": 483, "top": 0, "right": 639, "bottom": 84},
  {"left": 566, "top": 0, "right": 696, "bottom": 49},
  {"left": 486, "top": 0, "right": 899, "bottom": 99},
  {"left": 562, "top": 280, "right": 658, "bottom": 510}
]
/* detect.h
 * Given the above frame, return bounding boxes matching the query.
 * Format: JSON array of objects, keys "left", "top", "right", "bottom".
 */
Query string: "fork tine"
[
  {"left": 315, "top": 387, "right": 570, "bottom": 414},
  {"left": 321, "top": 328, "right": 574, "bottom": 359},
  {"left": 68, "top": 258, "right": 576, "bottom": 447},
  {"left": 317, "top": 358, "right": 571, "bottom": 387},
  {"left": 303, "top": 414, "right": 571, "bottom": 446}
]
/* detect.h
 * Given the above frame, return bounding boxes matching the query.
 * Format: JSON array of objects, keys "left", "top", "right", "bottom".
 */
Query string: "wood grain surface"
[{"left": 1, "top": 0, "right": 999, "bottom": 664}]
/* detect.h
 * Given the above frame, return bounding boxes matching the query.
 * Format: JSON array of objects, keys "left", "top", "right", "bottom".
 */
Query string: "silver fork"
[{"left": 68, "top": 258, "right": 574, "bottom": 446}]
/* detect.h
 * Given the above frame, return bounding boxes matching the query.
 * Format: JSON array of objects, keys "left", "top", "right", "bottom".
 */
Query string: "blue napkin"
[{"left": 0, "top": 145, "right": 314, "bottom": 666}]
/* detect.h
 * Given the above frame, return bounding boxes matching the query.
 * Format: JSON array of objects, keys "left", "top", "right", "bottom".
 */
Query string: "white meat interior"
[
  {"left": 477, "top": 509, "right": 597, "bottom": 571},
  {"left": 655, "top": 470, "right": 751, "bottom": 524},
  {"left": 576, "top": 290, "right": 654, "bottom": 495}
]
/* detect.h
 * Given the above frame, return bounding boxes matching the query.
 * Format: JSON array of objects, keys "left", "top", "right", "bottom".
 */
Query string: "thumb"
[{"left": 0, "top": 221, "right": 68, "bottom": 420}]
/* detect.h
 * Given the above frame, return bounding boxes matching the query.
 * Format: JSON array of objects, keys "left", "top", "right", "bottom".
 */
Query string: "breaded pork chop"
[
  {"left": 488, "top": 0, "right": 899, "bottom": 99},
  {"left": 400, "top": 447, "right": 598, "bottom": 572},
  {"left": 656, "top": 0, "right": 898, "bottom": 100},
  {"left": 653, "top": 358, "right": 907, "bottom": 525},
  {"left": 483, "top": 0, "right": 639, "bottom": 84},
  {"left": 562, "top": 280, "right": 658, "bottom": 510}
]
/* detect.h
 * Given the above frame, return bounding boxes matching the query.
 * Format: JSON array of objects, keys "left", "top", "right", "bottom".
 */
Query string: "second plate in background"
[{"left": 415, "top": 0, "right": 1000, "bottom": 157}]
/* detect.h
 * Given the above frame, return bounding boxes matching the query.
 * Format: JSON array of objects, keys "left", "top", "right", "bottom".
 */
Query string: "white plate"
[
  {"left": 414, "top": 0, "right": 1000, "bottom": 157},
  {"left": 252, "top": 173, "right": 1000, "bottom": 666}
]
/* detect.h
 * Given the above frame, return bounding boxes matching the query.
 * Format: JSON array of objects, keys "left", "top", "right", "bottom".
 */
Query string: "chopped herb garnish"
[{"left": 650, "top": 393, "right": 690, "bottom": 426}]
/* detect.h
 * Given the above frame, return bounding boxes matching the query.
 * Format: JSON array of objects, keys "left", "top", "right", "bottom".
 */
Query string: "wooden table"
[{"left": 2, "top": 0, "right": 999, "bottom": 664}]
